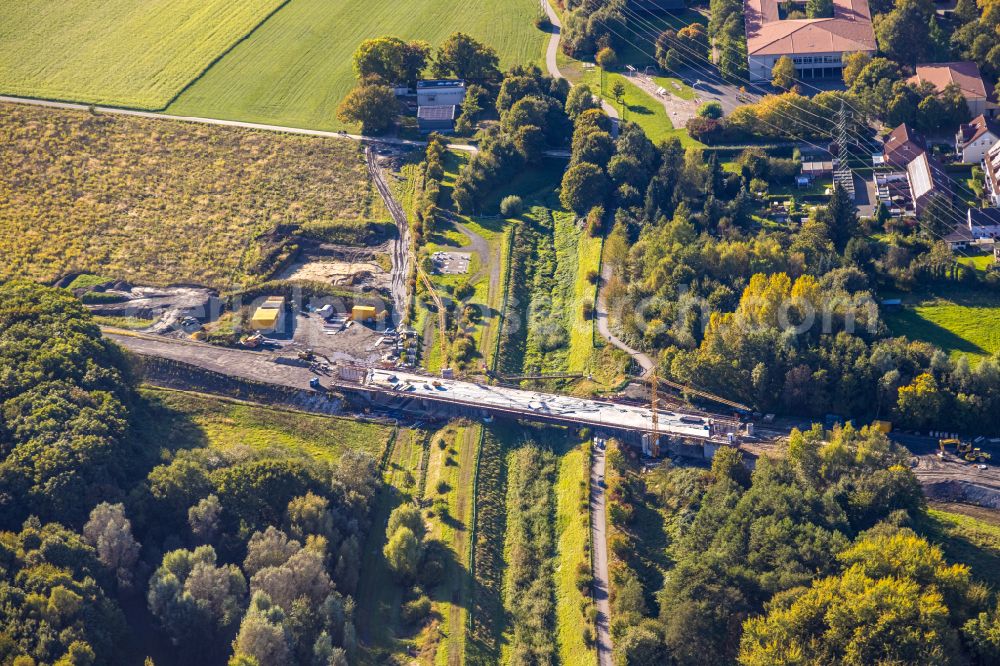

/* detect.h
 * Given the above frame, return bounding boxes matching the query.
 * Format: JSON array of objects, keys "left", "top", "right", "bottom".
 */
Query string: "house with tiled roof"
[
  {"left": 909, "top": 62, "right": 997, "bottom": 119},
  {"left": 875, "top": 124, "right": 951, "bottom": 217},
  {"left": 744, "top": 0, "right": 876, "bottom": 82},
  {"left": 956, "top": 115, "right": 1000, "bottom": 164}
]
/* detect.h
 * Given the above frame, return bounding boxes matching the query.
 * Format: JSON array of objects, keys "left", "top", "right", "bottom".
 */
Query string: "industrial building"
[
  {"left": 416, "top": 79, "right": 466, "bottom": 107},
  {"left": 417, "top": 104, "right": 457, "bottom": 133}
]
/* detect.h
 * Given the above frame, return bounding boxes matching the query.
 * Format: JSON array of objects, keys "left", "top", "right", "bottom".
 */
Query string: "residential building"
[
  {"left": 744, "top": 0, "right": 876, "bottom": 82},
  {"left": 984, "top": 140, "right": 1000, "bottom": 206},
  {"left": 956, "top": 115, "right": 1000, "bottom": 164},
  {"left": 967, "top": 207, "right": 1000, "bottom": 239},
  {"left": 906, "top": 152, "right": 951, "bottom": 216},
  {"left": 943, "top": 225, "right": 974, "bottom": 250},
  {"left": 875, "top": 123, "right": 950, "bottom": 216},
  {"left": 416, "top": 80, "right": 466, "bottom": 107},
  {"left": 909, "top": 62, "right": 998, "bottom": 119},
  {"left": 883, "top": 123, "right": 926, "bottom": 169}
]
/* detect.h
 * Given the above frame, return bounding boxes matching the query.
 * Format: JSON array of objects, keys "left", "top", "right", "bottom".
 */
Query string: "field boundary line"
[{"left": 159, "top": 0, "right": 295, "bottom": 111}]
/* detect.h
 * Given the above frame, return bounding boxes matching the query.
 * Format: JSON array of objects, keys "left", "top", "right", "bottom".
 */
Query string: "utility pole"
[{"left": 832, "top": 100, "right": 855, "bottom": 200}]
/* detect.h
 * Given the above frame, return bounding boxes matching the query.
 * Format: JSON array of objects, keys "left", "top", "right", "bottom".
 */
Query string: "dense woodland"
[
  {"left": 0, "top": 281, "right": 378, "bottom": 665},
  {"left": 605, "top": 428, "right": 1000, "bottom": 665}
]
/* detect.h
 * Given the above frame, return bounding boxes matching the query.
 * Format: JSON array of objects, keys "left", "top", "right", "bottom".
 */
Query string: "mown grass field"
[
  {"left": 555, "top": 441, "right": 596, "bottom": 665},
  {"left": 168, "top": 0, "right": 547, "bottom": 130},
  {"left": 139, "top": 387, "right": 393, "bottom": 462},
  {"left": 420, "top": 422, "right": 482, "bottom": 664},
  {"left": 0, "top": 103, "right": 382, "bottom": 288},
  {"left": 0, "top": 0, "right": 284, "bottom": 109},
  {"left": 882, "top": 286, "right": 1000, "bottom": 360},
  {"left": 923, "top": 505, "right": 1000, "bottom": 589}
]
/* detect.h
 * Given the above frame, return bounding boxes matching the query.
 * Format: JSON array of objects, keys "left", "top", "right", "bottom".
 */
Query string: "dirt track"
[{"left": 366, "top": 147, "right": 410, "bottom": 325}]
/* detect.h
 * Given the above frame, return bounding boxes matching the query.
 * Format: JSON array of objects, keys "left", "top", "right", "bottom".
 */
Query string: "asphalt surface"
[
  {"left": 596, "top": 264, "right": 655, "bottom": 376},
  {"left": 540, "top": 0, "right": 620, "bottom": 134},
  {"left": 591, "top": 440, "right": 613, "bottom": 666}
]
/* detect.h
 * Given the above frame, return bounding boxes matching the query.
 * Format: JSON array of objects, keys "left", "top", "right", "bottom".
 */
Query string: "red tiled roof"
[
  {"left": 958, "top": 115, "right": 1000, "bottom": 147},
  {"left": 883, "top": 123, "right": 926, "bottom": 168},
  {"left": 745, "top": 0, "right": 876, "bottom": 56},
  {"left": 909, "top": 62, "right": 990, "bottom": 101}
]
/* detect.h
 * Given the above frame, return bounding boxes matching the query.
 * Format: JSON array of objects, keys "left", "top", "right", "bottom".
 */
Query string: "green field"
[
  {"left": 168, "top": 0, "right": 547, "bottom": 130},
  {"left": 0, "top": 0, "right": 284, "bottom": 108},
  {"left": 882, "top": 287, "right": 1000, "bottom": 360},
  {"left": 139, "top": 387, "right": 393, "bottom": 461},
  {"left": 923, "top": 505, "right": 1000, "bottom": 589}
]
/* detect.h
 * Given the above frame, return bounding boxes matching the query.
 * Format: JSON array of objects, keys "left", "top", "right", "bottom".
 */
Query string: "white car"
[{"left": 978, "top": 464, "right": 988, "bottom": 471}]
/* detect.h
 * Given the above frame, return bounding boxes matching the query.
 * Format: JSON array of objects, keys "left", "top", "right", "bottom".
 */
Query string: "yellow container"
[{"left": 352, "top": 305, "right": 376, "bottom": 322}]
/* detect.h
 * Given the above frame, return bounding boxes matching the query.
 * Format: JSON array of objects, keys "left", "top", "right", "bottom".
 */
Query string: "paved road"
[
  {"left": 539, "top": 0, "right": 620, "bottom": 134},
  {"left": 0, "top": 94, "right": 477, "bottom": 152},
  {"left": 366, "top": 147, "right": 410, "bottom": 324},
  {"left": 591, "top": 440, "right": 613, "bottom": 666},
  {"left": 596, "top": 264, "right": 655, "bottom": 376}
]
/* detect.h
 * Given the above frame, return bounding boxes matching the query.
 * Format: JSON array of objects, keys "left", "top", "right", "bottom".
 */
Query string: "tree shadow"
[{"left": 884, "top": 308, "right": 988, "bottom": 356}]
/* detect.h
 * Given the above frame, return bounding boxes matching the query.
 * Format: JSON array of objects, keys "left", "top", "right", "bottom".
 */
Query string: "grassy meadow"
[
  {"left": 0, "top": 0, "right": 284, "bottom": 108},
  {"left": 137, "top": 387, "right": 396, "bottom": 462},
  {"left": 882, "top": 286, "right": 1000, "bottom": 360},
  {"left": 0, "top": 102, "right": 383, "bottom": 288},
  {"left": 167, "top": 0, "right": 547, "bottom": 130}
]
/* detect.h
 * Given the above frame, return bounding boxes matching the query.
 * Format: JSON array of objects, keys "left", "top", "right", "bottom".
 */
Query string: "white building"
[
  {"left": 745, "top": 0, "right": 876, "bottom": 82},
  {"left": 956, "top": 115, "right": 1000, "bottom": 164},
  {"left": 416, "top": 80, "right": 466, "bottom": 108}
]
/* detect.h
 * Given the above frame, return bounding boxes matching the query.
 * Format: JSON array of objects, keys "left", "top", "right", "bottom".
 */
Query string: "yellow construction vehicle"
[{"left": 957, "top": 441, "right": 973, "bottom": 455}]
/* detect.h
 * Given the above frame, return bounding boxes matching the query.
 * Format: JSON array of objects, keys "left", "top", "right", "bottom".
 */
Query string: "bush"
[
  {"left": 436, "top": 479, "right": 449, "bottom": 494},
  {"left": 697, "top": 101, "right": 724, "bottom": 119},
  {"left": 500, "top": 195, "right": 524, "bottom": 217},
  {"left": 586, "top": 269, "right": 600, "bottom": 284},
  {"left": 685, "top": 116, "right": 726, "bottom": 143},
  {"left": 534, "top": 13, "right": 552, "bottom": 30},
  {"left": 401, "top": 595, "right": 431, "bottom": 625}
]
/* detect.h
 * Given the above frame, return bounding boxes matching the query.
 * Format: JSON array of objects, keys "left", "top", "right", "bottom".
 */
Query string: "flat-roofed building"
[{"left": 416, "top": 80, "right": 466, "bottom": 107}]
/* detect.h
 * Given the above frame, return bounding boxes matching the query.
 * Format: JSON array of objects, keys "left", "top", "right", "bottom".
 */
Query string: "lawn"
[
  {"left": 580, "top": 69, "right": 702, "bottom": 147},
  {"left": 0, "top": 102, "right": 383, "bottom": 288},
  {"left": 0, "top": 0, "right": 284, "bottom": 109},
  {"left": 139, "top": 387, "right": 393, "bottom": 462},
  {"left": 555, "top": 440, "right": 596, "bottom": 665},
  {"left": 167, "top": 0, "right": 547, "bottom": 130},
  {"left": 882, "top": 287, "right": 1000, "bottom": 360},
  {"left": 420, "top": 422, "right": 482, "bottom": 664},
  {"left": 922, "top": 505, "right": 1000, "bottom": 589},
  {"left": 957, "top": 254, "right": 998, "bottom": 274}
]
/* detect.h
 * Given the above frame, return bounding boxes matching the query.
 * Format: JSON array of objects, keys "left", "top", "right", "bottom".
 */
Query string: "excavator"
[{"left": 940, "top": 438, "right": 992, "bottom": 463}]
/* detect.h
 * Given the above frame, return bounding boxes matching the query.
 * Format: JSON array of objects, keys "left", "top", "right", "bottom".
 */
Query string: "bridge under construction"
[
  {"left": 339, "top": 368, "right": 742, "bottom": 442},
  {"left": 105, "top": 330, "right": 745, "bottom": 445}
]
